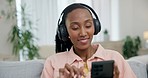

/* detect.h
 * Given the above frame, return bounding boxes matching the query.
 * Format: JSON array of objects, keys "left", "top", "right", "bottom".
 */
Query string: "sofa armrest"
[{"left": 127, "top": 60, "right": 147, "bottom": 78}]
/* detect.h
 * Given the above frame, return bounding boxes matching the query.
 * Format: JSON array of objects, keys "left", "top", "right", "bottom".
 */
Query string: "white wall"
[
  {"left": 118, "top": 0, "right": 148, "bottom": 46},
  {"left": 0, "top": 0, "right": 15, "bottom": 57}
]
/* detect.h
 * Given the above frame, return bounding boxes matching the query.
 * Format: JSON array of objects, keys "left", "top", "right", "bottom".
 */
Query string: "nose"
[{"left": 79, "top": 27, "right": 87, "bottom": 37}]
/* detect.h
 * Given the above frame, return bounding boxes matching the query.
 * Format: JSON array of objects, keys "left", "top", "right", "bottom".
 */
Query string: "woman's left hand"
[{"left": 114, "top": 65, "right": 119, "bottom": 78}]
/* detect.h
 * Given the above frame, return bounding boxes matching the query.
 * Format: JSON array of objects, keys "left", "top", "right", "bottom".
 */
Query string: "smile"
[{"left": 78, "top": 38, "right": 89, "bottom": 44}]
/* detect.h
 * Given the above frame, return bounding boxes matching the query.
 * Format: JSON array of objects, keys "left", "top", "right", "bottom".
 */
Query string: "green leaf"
[
  {"left": 6, "top": 2, "right": 40, "bottom": 60},
  {"left": 122, "top": 36, "right": 141, "bottom": 59}
]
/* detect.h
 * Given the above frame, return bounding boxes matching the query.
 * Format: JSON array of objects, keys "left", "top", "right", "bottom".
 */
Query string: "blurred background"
[{"left": 0, "top": 0, "right": 148, "bottom": 61}]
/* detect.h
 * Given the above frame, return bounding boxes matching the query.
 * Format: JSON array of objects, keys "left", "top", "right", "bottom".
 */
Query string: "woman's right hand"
[{"left": 59, "top": 63, "right": 86, "bottom": 78}]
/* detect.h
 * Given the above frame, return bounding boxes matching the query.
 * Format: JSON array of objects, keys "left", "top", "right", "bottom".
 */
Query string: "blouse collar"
[{"left": 67, "top": 44, "right": 107, "bottom": 64}]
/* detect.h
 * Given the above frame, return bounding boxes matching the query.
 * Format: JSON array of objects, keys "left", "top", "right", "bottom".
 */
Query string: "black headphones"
[{"left": 57, "top": 3, "right": 101, "bottom": 41}]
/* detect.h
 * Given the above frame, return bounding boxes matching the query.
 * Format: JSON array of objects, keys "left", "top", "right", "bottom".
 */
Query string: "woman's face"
[{"left": 65, "top": 8, "right": 94, "bottom": 50}]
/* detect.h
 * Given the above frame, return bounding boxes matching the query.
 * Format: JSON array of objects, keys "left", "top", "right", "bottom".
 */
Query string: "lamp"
[{"left": 143, "top": 31, "right": 148, "bottom": 48}]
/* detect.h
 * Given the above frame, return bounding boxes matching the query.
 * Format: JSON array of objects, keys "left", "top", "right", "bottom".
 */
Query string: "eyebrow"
[
  {"left": 70, "top": 18, "right": 93, "bottom": 25},
  {"left": 70, "top": 22, "right": 79, "bottom": 26},
  {"left": 84, "top": 19, "right": 93, "bottom": 23}
]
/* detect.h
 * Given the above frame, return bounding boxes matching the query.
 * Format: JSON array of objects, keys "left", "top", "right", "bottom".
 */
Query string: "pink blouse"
[{"left": 41, "top": 44, "right": 136, "bottom": 78}]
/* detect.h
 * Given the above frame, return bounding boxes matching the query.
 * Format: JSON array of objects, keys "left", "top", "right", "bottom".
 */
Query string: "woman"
[{"left": 41, "top": 3, "right": 136, "bottom": 78}]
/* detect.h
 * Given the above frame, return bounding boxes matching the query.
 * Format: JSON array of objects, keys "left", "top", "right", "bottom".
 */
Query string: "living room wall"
[
  {"left": 0, "top": 0, "right": 148, "bottom": 60},
  {"left": 0, "top": 0, "right": 16, "bottom": 60},
  {"left": 118, "top": 0, "right": 148, "bottom": 45}
]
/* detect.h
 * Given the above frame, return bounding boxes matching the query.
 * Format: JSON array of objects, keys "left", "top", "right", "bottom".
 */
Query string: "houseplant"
[
  {"left": 122, "top": 36, "right": 141, "bottom": 59},
  {"left": 1, "top": 0, "right": 39, "bottom": 60},
  {"left": 103, "top": 29, "right": 109, "bottom": 41}
]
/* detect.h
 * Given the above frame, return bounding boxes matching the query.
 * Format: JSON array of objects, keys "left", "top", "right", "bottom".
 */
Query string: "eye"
[
  {"left": 71, "top": 25, "right": 79, "bottom": 30},
  {"left": 85, "top": 22, "right": 92, "bottom": 28}
]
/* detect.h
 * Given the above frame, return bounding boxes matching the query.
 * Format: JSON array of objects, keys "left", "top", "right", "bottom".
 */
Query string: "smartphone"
[{"left": 91, "top": 60, "right": 114, "bottom": 78}]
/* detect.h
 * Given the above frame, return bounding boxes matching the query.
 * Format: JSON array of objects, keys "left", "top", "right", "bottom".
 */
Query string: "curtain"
[
  {"left": 21, "top": 0, "right": 58, "bottom": 45},
  {"left": 92, "top": 0, "right": 112, "bottom": 42}
]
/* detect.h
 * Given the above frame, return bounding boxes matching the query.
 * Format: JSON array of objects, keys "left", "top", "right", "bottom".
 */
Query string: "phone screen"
[{"left": 91, "top": 60, "right": 114, "bottom": 78}]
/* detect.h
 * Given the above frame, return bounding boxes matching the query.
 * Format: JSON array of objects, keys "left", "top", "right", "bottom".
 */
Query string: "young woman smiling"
[{"left": 41, "top": 3, "right": 136, "bottom": 78}]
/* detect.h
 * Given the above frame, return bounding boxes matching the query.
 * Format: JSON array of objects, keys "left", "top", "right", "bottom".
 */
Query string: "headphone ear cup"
[
  {"left": 93, "top": 18, "right": 101, "bottom": 35},
  {"left": 58, "top": 24, "right": 69, "bottom": 41}
]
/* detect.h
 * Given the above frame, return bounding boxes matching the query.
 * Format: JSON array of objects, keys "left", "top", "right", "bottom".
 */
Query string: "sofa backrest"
[
  {"left": 93, "top": 41, "right": 124, "bottom": 54},
  {"left": 0, "top": 60, "right": 44, "bottom": 78}
]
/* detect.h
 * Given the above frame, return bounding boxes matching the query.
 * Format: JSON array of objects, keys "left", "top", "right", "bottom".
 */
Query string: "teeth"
[{"left": 80, "top": 39, "right": 87, "bottom": 43}]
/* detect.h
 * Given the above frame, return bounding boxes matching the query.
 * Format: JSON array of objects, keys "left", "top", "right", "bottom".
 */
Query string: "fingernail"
[
  {"left": 72, "top": 72, "right": 74, "bottom": 76},
  {"left": 84, "top": 73, "right": 86, "bottom": 77}
]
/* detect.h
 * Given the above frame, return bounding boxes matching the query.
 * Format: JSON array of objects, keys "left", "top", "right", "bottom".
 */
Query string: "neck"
[{"left": 73, "top": 45, "right": 95, "bottom": 62}]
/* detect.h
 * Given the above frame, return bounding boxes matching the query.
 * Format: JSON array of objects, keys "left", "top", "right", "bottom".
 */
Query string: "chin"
[{"left": 75, "top": 38, "right": 92, "bottom": 50}]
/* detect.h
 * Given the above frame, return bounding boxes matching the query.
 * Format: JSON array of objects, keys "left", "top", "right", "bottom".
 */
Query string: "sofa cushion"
[{"left": 0, "top": 60, "right": 44, "bottom": 78}]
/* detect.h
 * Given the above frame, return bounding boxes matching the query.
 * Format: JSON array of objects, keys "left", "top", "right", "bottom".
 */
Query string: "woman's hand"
[
  {"left": 114, "top": 65, "right": 119, "bottom": 78},
  {"left": 59, "top": 63, "right": 86, "bottom": 78}
]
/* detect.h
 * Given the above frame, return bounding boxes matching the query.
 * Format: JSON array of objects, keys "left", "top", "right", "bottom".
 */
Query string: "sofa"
[
  {"left": 128, "top": 54, "right": 148, "bottom": 77},
  {"left": 0, "top": 60, "right": 44, "bottom": 78},
  {"left": 0, "top": 57, "right": 147, "bottom": 78}
]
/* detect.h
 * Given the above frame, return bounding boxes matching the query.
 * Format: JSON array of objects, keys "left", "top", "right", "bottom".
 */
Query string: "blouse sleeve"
[
  {"left": 41, "top": 57, "right": 54, "bottom": 78},
  {"left": 113, "top": 52, "right": 137, "bottom": 78}
]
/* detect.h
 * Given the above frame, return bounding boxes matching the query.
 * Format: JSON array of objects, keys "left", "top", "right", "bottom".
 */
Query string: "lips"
[{"left": 78, "top": 38, "right": 89, "bottom": 44}]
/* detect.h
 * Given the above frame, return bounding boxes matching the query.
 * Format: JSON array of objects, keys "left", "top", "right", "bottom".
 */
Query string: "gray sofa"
[
  {"left": 128, "top": 54, "right": 148, "bottom": 78},
  {"left": 0, "top": 59, "right": 147, "bottom": 78},
  {"left": 0, "top": 60, "right": 44, "bottom": 78}
]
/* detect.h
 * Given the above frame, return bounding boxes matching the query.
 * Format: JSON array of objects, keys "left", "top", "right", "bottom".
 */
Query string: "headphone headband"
[{"left": 58, "top": 3, "right": 99, "bottom": 25}]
